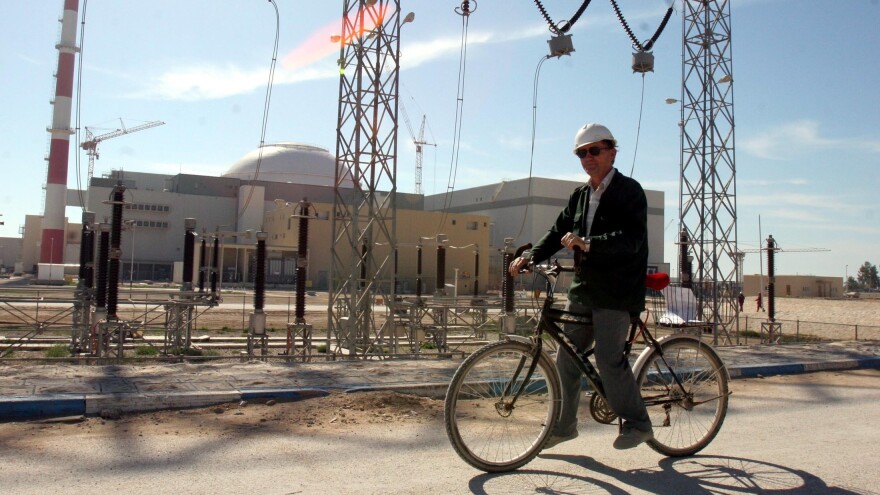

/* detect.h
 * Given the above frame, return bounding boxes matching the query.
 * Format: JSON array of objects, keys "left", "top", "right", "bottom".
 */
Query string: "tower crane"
[
  {"left": 400, "top": 105, "right": 435, "bottom": 195},
  {"left": 81, "top": 118, "right": 165, "bottom": 185}
]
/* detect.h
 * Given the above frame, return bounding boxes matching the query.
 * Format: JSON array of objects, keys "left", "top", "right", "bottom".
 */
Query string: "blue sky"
[{"left": 2, "top": 0, "right": 878, "bottom": 280}]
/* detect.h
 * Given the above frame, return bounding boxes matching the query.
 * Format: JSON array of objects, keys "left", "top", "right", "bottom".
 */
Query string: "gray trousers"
[{"left": 552, "top": 301, "right": 652, "bottom": 436}]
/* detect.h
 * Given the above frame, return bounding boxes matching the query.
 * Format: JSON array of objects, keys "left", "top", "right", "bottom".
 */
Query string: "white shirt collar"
[{"left": 590, "top": 167, "right": 616, "bottom": 192}]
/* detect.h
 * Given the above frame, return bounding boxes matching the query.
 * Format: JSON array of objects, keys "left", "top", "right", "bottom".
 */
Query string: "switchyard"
[{"left": 3, "top": 0, "right": 758, "bottom": 362}]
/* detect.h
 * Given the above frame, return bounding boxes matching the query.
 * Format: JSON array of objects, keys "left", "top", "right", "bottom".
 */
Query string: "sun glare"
[{"left": 281, "top": 3, "right": 394, "bottom": 71}]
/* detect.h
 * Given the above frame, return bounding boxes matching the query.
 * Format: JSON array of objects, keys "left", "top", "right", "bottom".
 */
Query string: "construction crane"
[
  {"left": 400, "top": 105, "right": 435, "bottom": 195},
  {"left": 81, "top": 118, "right": 165, "bottom": 185}
]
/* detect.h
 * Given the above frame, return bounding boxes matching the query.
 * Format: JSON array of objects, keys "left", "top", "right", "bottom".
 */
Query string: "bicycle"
[{"left": 444, "top": 246, "right": 730, "bottom": 472}]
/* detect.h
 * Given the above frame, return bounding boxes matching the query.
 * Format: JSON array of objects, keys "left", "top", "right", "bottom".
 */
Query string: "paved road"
[{"left": 0, "top": 370, "right": 877, "bottom": 495}]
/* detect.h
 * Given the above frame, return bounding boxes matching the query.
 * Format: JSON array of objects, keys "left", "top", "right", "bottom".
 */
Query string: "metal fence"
[
  {"left": 2, "top": 285, "right": 879, "bottom": 361},
  {"left": 736, "top": 316, "right": 880, "bottom": 344}
]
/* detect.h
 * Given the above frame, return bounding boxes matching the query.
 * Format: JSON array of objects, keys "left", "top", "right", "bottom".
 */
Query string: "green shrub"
[
  {"left": 46, "top": 345, "right": 70, "bottom": 358},
  {"left": 317, "top": 345, "right": 328, "bottom": 353},
  {"left": 135, "top": 346, "right": 159, "bottom": 356}
]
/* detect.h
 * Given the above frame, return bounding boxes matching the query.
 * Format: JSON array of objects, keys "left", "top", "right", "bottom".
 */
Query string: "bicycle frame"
[{"left": 506, "top": 260, "right": 692, "bottom": 412}]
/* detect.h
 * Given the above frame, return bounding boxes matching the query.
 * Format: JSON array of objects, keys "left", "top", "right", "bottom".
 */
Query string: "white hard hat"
[{"left": 573, "top": 123, "right": 617, "bottom": 153}]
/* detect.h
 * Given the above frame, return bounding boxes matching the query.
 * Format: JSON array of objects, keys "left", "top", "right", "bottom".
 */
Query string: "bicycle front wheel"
[
  {"left": 635, "top": 334, "right": 729, "bottom": 457},
  {"left": 444, "top": 340, "right": 561, "bottom": 472}
]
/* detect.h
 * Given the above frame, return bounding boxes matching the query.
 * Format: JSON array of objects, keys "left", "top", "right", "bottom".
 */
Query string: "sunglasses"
[{"left": 575, "top": 147, "right": 612, "bottom": 158}]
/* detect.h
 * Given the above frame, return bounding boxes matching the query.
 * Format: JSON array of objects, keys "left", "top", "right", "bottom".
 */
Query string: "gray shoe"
[
  {"left": 613, "top": 427, "right": 654, "bottom": 450},
  {"left": 543, "top": 430, "right": 579, "bottom": 450}
]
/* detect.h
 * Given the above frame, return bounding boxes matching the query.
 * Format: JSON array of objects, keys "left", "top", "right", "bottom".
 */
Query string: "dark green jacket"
[{"left": 529, "top": 169, "right": 648, "bottom": 312}]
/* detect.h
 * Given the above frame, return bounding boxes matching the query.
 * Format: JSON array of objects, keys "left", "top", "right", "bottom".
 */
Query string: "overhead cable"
[{"left": 239, "top": 0, "right": 280, "bottom": 221}]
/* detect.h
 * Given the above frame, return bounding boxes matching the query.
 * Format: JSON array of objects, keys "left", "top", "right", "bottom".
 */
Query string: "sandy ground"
[
  {"left": 1, "top": 390, "right": 444, "bottom": 439},
  {"left": 755, "top": 296, "right": 879, "bottom": 326},
  {"left": 736, "top": 296, "right": 880, "bottom": 340}
]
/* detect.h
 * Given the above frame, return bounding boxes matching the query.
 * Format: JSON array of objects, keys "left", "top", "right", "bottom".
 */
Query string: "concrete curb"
[
  {"left": 0, "top": 388, "right": 330, "bottom": 422},
  {"left": 0, "top": 394, "right": 86, "bottom": 421},
  {"left": 85, "top": 391, "right": 242, "bottom": 416},
  {"left": 2, "top": 357, "right": 879, "bottom": 422},
  {"left": 240, "top": 388, "right": 330, "bottom": 402},
  {"left": 346, "top": 382, "right": 450, "bottom": 400},
  {"left": 727, "top": 357, "right": 880, "bottom": 379}
]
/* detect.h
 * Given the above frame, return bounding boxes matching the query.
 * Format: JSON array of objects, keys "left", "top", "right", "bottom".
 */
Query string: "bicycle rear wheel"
[
  {"left": 634, "top": 334, "right": 729, "bottom": 456},
  {"left": 445, "top": 340, "right": 561, "bottom": 472}
]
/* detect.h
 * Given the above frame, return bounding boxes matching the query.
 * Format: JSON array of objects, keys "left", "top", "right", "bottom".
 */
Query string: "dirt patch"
[{"left": 1, "top": 391, "right": 445, "bottom": 441}]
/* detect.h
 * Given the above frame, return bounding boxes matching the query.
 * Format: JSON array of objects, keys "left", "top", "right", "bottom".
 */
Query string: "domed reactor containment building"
[{"left": 221, "top": 143, "right": 353, "bottom": 188}]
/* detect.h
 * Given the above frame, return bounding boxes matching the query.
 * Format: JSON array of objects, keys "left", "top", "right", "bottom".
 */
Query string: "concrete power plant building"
[{"left": 19, "top": 142, "right": 666, "bottom": 292}]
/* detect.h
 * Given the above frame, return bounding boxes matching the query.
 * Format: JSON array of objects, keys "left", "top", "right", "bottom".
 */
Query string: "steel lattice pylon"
[
  {"left": 328, "top": 0, "right": 402, "bottom": 356},
  {"left": 678, "top": 0, "right": 739, "bottom": 345}
]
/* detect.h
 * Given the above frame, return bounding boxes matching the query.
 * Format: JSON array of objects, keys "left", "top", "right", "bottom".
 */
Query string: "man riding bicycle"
[{"left": 508, "top": 122, "right": 654, "bottom": 450}]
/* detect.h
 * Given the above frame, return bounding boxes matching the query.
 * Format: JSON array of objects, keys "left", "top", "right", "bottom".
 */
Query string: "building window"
[
  {"left": 467, "top": 221, "right": 478, "bottom": 230},
  {"left": 125, "top": 203, "right": 171, "bottom": 213},
  {"left": 130, "top": 219, "right": 169, "bottom": 229}
]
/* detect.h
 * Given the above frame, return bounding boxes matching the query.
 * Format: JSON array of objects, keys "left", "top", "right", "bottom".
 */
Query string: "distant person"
[
  {"left": 756, "top": 292, "right": 765, "bottom": 312},
  {"left": 738, "top": 292, "right": 745, "bottom": 312}
]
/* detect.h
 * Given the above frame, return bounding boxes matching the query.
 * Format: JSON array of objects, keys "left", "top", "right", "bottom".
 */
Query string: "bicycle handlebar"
[
  {"left": 513, "top": 243, "right": 671, "bottom": 292},
  {"left": 513, "top": 243, "right": 532, "bottom": 259}
]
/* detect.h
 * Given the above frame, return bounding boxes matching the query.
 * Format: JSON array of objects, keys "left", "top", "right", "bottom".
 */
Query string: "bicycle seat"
[{"left": 645, "top": 272, "right": 670, "bottom": 290}]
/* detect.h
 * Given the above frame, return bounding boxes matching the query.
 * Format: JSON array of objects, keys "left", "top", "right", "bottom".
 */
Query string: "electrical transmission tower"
[
  {"left": 329, "top": 0, "right": 411, "bottom": 356},
  {"left": 677, "top": 0, "right": 738, "bottom": 345}
]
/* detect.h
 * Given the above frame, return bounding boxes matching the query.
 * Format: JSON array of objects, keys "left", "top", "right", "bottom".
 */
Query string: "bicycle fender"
[{"left": 503, "top": 334, "right": 533, "bottom": 346}]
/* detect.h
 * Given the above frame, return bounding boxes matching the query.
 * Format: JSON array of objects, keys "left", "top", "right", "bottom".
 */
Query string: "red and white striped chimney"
[{"left": 40, "top": 0, "right": 80, "bottom": 265}]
